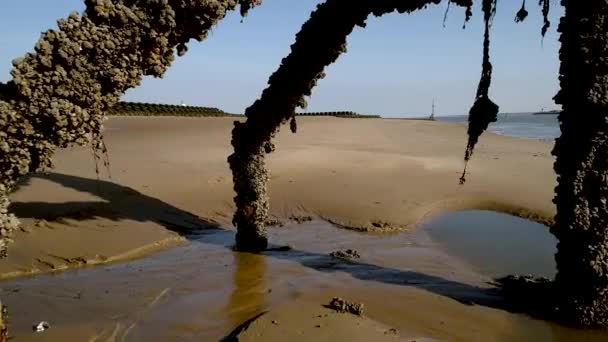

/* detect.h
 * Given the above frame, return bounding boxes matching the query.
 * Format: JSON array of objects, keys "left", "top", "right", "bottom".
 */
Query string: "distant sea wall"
[{"left": 295, "top": 111, "right": 380, "bottom": 118}]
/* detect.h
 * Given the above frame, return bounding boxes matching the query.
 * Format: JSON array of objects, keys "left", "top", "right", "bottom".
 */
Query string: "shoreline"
[{"left": 1, "top": 116, "right": 555, "bottom": 280}]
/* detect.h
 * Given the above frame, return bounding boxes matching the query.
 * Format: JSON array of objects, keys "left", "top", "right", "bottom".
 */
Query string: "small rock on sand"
[
  {"left": 329, "top": 249, "right": 361, "bottom": 259},
  {"left": 289, "top": 215, "right": 313, "bottom": 224},
  {"left": 327, "top": 297, "right": 364, "bottom": 316},
  {"left": 385, "top": 328, "right": 398, "bottom": 335}
]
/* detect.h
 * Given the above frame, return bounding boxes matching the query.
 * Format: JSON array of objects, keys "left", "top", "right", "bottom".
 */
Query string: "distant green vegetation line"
[
  {"left": 108, "top": 102, "right": 381, "bottom": 119},
  {"left": 108, "top": 101, "right": 241, "bottom": 117}
]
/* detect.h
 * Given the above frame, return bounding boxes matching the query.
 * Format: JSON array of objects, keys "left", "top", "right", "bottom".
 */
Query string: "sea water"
[{"left": 437, "top": 113, "right": 560, "bottom": 140}]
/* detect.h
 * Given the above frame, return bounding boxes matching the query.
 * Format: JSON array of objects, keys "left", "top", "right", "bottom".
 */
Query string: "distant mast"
[{"left": 429, "top": 98, "right": 435, "bottom": 121}]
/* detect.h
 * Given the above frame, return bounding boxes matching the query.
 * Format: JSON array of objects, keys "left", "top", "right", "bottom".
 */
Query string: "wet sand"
[
  {"left": 2, "top": 221, "right": 607, "bottom": 341},
  {"left": 0, "top": 116, "right": 575, "bottom": 340}
]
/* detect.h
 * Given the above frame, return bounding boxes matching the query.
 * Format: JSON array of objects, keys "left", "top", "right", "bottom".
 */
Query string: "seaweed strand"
[
  {"left": 515, "top": 0, "right": 529, "bottom": 22},
  {"left": 443, "top": 1, "right": 451, "bottom": 27},
  {"left": 540, "top": 0, "right": 551, "bottom": 37},
  {"left": 460, "top": 0, "right": 499, "bottom": 184}
]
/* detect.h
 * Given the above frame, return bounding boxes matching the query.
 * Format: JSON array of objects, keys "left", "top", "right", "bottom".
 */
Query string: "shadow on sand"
[{"left": 11, "top": 172, "right": 221, "bottom": 235}]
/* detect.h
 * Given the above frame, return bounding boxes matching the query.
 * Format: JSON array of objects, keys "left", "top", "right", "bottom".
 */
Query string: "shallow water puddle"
[
  {"left": 419, "top": 210, "right": 557, "bottom": 278},
  {"left": 0, "top": 219, "right": 606, "bottom": 341}
]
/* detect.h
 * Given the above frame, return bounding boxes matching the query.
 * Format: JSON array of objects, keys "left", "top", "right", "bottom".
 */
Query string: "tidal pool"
[{"left": 419, "top": 210, "right": 557, "bottom": 278}]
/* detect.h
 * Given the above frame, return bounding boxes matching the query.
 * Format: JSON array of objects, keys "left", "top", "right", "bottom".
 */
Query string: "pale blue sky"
[{"left": 0, "top": 0, "right": 564, "bottom": 116}]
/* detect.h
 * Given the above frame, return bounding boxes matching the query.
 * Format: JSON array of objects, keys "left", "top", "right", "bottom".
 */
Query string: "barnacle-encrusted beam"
[
  {"left": 227, "top": 0, "right": 473, "bottom": 252},
  {"left": 0, "top": 0, "right": 261, "bottom": 256}
]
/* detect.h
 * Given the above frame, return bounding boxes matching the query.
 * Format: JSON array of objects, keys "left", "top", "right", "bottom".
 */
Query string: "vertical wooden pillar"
[{"left": 551, "top": 0, "right": 608, "bottom": 327}]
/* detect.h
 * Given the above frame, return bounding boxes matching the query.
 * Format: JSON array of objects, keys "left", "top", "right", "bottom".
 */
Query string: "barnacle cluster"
[{"left": 0, "top": 0, "right": 261, "bottom": 256}]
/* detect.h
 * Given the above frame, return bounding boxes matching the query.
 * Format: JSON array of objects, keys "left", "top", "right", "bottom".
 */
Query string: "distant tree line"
[
  {"left": 108, "top": 104, "right": 381, "bottom": 119},
  {"left": 295, "top": 111, "right": 380, "bottom": 118},
  {"left": 108, "top": 101, "right": 241, "bottom": 117}
]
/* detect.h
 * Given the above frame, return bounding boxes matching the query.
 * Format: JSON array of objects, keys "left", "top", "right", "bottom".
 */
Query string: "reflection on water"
[
  {"left": 420, "top": 210, "right": 557, "bottom": 278},
  {"left": 226, "top": 251, "right": 268, "bottom": 330}
]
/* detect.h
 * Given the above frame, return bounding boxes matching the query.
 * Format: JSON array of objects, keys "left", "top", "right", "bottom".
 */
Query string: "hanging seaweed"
[
  {"left": 290, "top": 117, "right": 298, "bottom": 133},
  {"left": 539, "top": 0, "right": 551, "bottom": 37},
  {"left": 443, "top": 1, "right": 451, "bottom": 27},
  {"left": 459, "top": 0, "right": 499, "bottom": 184},
  {"left": 451, "top": 0, "right": 474, "bottom": 28},
  {"left": 515, "top": 0, "right": 529, "bottom": 22}
]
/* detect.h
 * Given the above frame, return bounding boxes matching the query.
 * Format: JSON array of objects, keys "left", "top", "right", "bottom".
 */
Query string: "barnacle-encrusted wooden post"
[
  {"left": 0, "top": 0, "right": 261, "bottom": 257},
  {"left": 0, "top": 299, "right": 6, "bottom": 342},
  {"left": 551, "top": 0, "right": 608, "bottom": 327},
  {"left": 228, "top": 0, "right": 474, "bottom": 252}
]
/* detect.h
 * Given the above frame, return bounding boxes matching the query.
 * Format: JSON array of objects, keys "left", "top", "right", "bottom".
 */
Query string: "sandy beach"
[
  {"left": 1, "top": 116, "right": 569, "bottom": 341},
  {"left": 2, "top": 116, "right": 555, "bottom": 279}
]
